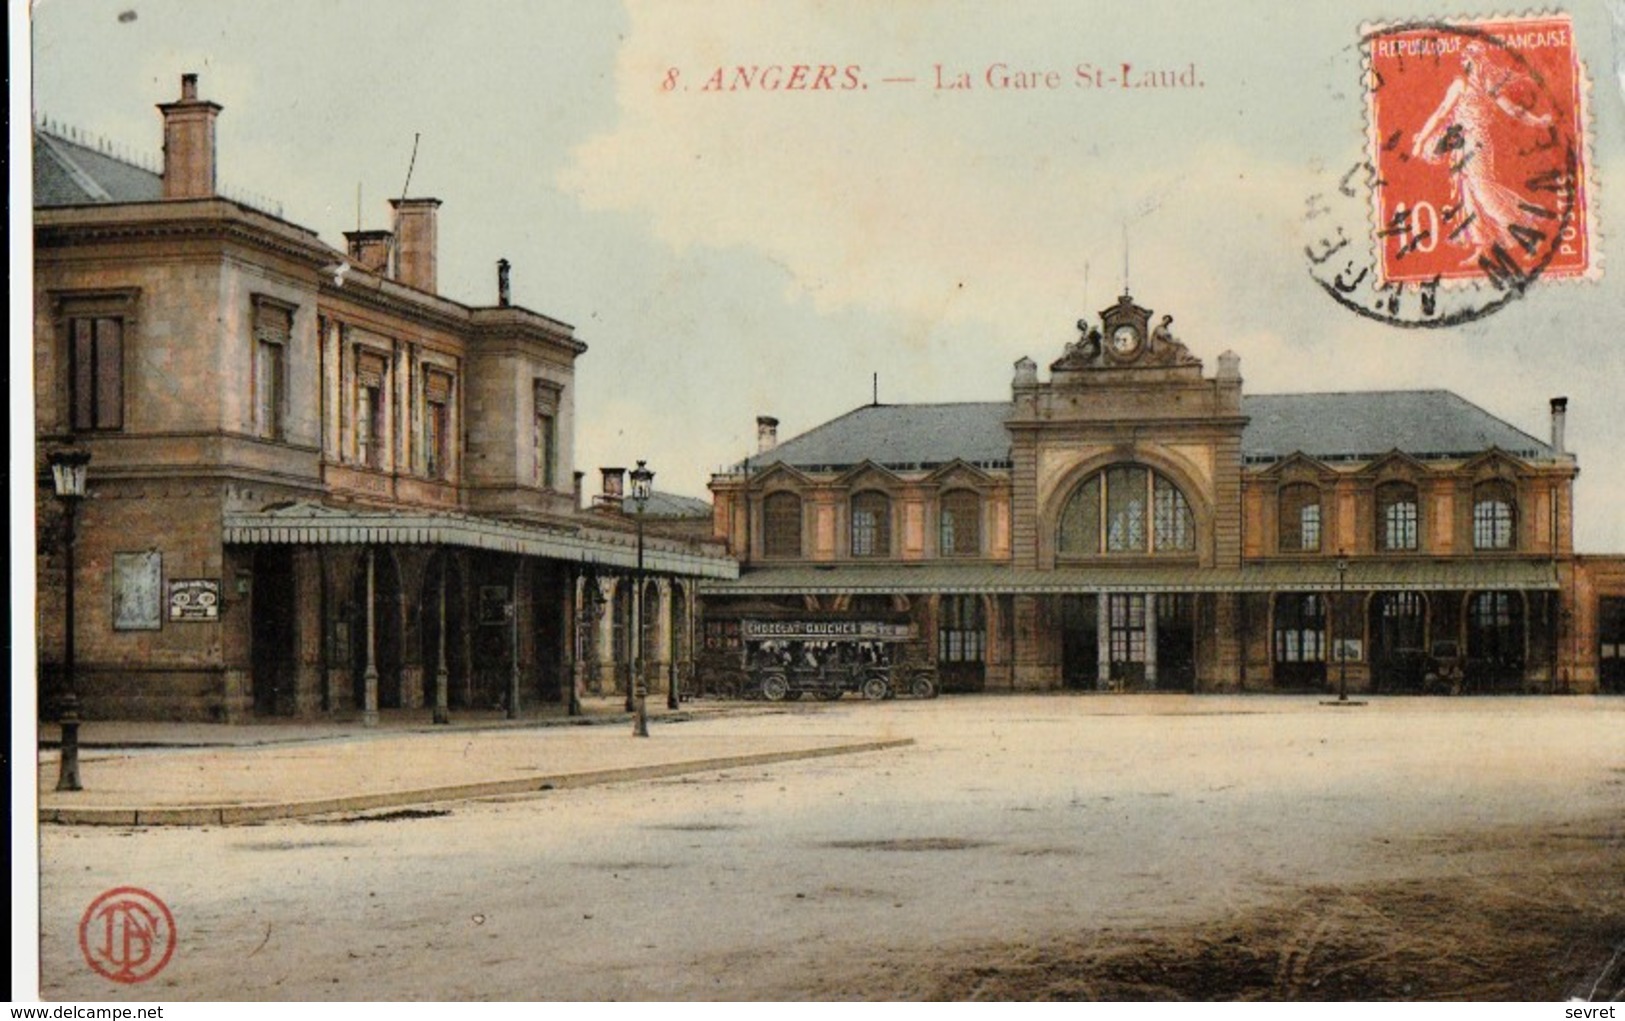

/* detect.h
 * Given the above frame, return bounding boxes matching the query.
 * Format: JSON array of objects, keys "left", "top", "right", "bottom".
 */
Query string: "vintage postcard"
[{"left": 13, "top": 0, "right": 1625, "bottom": 1005}]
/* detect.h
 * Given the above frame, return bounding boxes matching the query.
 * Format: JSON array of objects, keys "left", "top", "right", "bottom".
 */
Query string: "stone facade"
[
  {"left": 33, "top": 75, "right": 734, "bottom": 722},
  {"left": 705, "top": 295, "right": 1621, "bottom": 697}
]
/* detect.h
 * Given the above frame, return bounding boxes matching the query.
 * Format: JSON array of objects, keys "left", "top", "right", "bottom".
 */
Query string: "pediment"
[
  {"left": 924, "top": 459, "right": 997, "bottom": 488},
  {"left": 750, "top": 462, "right": 813, "bottom": 491},
  {"left": 1359, "top": 449, "right": 1430, "bottom": 481},
  {"left": 1256, "top": 452, "right": 1336, "bottom": 483},
  {"left": 1461, "top": 447, "right": 1527, "bottom": 480},
  {"left": 836, "top": 460, "right": 904, "bottom": 489}
]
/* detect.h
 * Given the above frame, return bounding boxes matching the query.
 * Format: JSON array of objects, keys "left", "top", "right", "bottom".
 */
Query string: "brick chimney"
[
  {"left": 390, "top": 197, "right": 442, "bottom": 293},
  {"left": 756, "top": 415, "right": 779, "bottom": 454},
  {"left": 344, "top": 229, "right": 393, "bottom": 274},
  {"left": 497, "top": 259, "right": 512, "bottom": 307},
  {"left": 1550, "top": 396, "right": 1568, "bottom": 454},
  {"left": 157, "top": 73, "right": 221, "bottom": 200}
]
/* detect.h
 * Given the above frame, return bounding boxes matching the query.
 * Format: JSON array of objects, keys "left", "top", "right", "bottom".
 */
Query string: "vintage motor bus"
[{"left": 699, "top": 618, "right": 938, "bottom": 701}]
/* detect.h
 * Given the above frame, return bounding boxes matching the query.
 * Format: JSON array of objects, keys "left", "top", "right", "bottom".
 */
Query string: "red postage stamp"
[
  {"left": 78, "top": 886, "right": 177, "bottom": 984},
  {"left": 1366, "top": 14, "right": 1591, "bottom": 287}
]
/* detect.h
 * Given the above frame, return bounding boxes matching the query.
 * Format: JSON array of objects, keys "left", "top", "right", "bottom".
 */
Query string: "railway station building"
[
  {"left": 704, "top": 294, "right": 1625, "bottom": 695},
  {"left": 31, "top": 75, "right": 735, "bottom": 722}
]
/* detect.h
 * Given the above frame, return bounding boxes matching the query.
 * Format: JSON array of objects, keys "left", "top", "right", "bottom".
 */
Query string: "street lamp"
[
  {"left": 630, "top": 461, "right": 653, "bottom": 738},
  {"left": 48, "top": 447, "right": 91, "bottom": 792},
  {"left": 1336, "top": 549, "right": 1350, "bottom": 703}
]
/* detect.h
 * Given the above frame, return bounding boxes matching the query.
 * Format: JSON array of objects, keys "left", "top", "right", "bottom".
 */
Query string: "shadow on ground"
[{"left": 803, "top": 819, "right": 1625, "bottom": 1001}]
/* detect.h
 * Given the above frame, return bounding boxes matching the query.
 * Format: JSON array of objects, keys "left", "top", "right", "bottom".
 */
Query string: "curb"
[
  {"left": 39, "top": 738, "right": 915, "bottom": 827},
  {"left": 35, "top": 704, "right": 775, "bottom": 751}
]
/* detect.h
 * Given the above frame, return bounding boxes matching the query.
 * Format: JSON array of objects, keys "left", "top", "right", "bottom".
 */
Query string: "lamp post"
[
  {"left": 48, "top": 448, "right": 91, "bottom": 792},
  {"left": 630, "top": 461, "right": 653, "bottom": 738},
  {"left": 1336, "top": 550, "right": 1350, "bottom": 703}
]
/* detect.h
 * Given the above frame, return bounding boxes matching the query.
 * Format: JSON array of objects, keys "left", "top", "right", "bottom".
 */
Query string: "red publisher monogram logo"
[{"left": 78, "top": 886, "right": 177, "bottom": 984}]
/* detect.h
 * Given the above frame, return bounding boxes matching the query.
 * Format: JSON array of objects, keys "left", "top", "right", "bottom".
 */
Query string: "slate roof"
[
  {"left": 1241, "top": 391, "right": 1552, "bottom": 463},
  {"left": 747, "top": 402, "right": 1014, "bottom": 472},
  {"left": 643, "top": 491, "right": 713, "bottom": 519},
  {"left": 745, "top": 391, "right": 1551, "bottom": 472},
  {"left": 33, "top": 129, "right": 164, "bottom": 206}
]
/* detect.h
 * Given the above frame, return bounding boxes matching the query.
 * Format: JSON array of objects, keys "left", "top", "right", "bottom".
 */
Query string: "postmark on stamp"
[
  {"left": 1369, "top": 15, "right": 1589, "bottom": 285},
  {"left": 78, "top": 886, "right": 177, "bottom": 984},
  {"left": 1305, "top": 14, "right": 1593, "bottom": 328}
]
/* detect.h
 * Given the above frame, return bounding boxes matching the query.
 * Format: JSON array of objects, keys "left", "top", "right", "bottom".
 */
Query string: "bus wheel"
[
  {"left": 760, "top": 674, "right": 790, "bottom": 702},
  {"left": 861, "top": 677, "right": 889, "bottom": 701},
  {"left": 910, "top": 675, "right": 938, "bottom": 699}
]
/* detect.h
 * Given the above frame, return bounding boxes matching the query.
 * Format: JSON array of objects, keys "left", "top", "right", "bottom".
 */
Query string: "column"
[
  {"left": 1145, "top": 593, "right": 1159, "bottom": 688},
  {"left": 362, "top": 548, "right": 379, "bottom": 727},
  {"left": 1096, "top": 595, "right": 1111, "bottom": 691}
]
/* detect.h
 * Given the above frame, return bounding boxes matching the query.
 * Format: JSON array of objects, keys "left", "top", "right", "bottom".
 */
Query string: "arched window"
[
  {"left": 1278, "top": 483, "right": 1322, "bottom": 553},
  {"left": 1376, "top": 481, "right": 1419, "bottom": 551},
  {"left": 1472, "top": 480, "right": 1517, "bottom": 550},
  {"left": 939, "top": 490, "right": 981, "bottom": 557},
  {"left": 850, "top": 491, "right": 892, "bottom": 558},
  {"left": 762, "top": 492, "right": 802, "bottom": 558},
  {"left": 1057, "top": 465, "right": 1195, "bottom": 556}
]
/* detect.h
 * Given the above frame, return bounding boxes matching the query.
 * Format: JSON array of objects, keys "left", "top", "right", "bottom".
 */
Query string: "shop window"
[
  {"left": 1058, "top": 465, "right": 1196, "bottom": 556},
  {"left": 1472, "top": 480, "right": 1517, "bottom": 550},
  {"left": 939, "top": 490, "right": 981, "bottom": 557},
  {"left": 939, "top": 595, "right": 986, "bottom": 662},
  {"left": 1467, "top": 590, "right": 1524, "bottom": 679},
  {"left": 762, "top": 492, "right": 802, "bottom": 558},
  {"left": 252, "top": 297, "right": 293, "bottom": 440},
  {"left": 1279, "top": 483, "right": 1322, "bottom": 552},
  {"left": 1376, "top": 481, "right": 1419, "bottom": 551},
  {"left": 851, "top": 491, "right": 891, "bottom": 558},
  {"left": 1273, "top": 593, "right": 1327, "bottom": 662}
]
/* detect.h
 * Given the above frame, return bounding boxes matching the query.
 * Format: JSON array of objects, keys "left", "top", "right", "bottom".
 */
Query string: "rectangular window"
[
  {"left": 252, "top": 299, "right": 293, "bottom": 440},
  {"left": 423, "top": 369, "right": 453, "bottom": 480},
  {"left": 1301, "top": 504, "right": 1322, "bottom": 551},
  {"left": 1385, "top": 502, "right": 1418, "bottom": 550},
  {"left": 852, "top": 509, "right": 878, "bottom": 556},
  {"left": 70, "top": 316, "right": 124, "bottom": 431},
  {"left": 1107, "top": 594, "right": 1147, "bottom": 663},
  {"left": 356, "top": 350, "right": 389, "bottom": 469},
  {"left": 534, "top": 380, "right": 561, "bottom": 488}
]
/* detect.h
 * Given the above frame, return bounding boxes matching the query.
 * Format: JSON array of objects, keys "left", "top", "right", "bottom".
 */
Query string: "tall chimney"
[
  {"left": 1550, "top": 396, "right": 1568, "bottom": 454},
  {"left": 497, "top": 259, "right": 512, "bottom": 307},
  {"left": 756, "top": 415, "right": 779, "bottom": 454},
  {"left": 573, "top": 470, "right": 585, "bottom": 509},
  {"left": 390, "top": 197, "right": 442, "bottom": 293},
  {"left": 157, "top": 72, "right": 221, "bottom": 200},
  {"left": 344, "top": 229, "right": 393, "bottom": 274}
]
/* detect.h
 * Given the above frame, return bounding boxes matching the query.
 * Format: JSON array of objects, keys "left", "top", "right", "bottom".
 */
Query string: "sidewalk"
[{"left": 35, "top": 697, "right": 913, "bottom": 827}]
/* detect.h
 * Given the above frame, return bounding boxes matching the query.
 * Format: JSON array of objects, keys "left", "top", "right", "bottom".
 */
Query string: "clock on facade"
[{"left": 1110, "top": 324, "right": 1142, "bottom": 359}]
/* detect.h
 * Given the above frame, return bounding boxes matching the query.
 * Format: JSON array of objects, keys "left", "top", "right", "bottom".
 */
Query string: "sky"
[{"left": 18, "top": 0, "right": 1625, "bottom": 550}]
